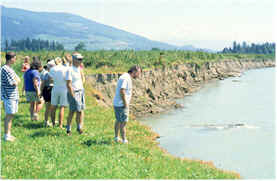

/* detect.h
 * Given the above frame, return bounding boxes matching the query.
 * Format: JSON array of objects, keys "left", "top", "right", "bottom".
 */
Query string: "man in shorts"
[
  {"left": 1, "top": 52, "right": 20, "bottom": 141},
  {"left": 65, "top": 53, "right": 85, "bottom": 135},
  {"left": 113, "top": 65, "right": 141, "bottom": 144}
]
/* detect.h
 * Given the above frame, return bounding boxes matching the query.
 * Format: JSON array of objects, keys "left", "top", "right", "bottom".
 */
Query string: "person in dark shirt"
[{"left": 24, "top": 59, "right": 44, "bottom": 121}]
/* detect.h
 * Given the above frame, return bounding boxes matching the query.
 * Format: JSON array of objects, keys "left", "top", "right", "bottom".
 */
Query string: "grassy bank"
[
  {"left": 0, "top": 51, "right": 243, "bottom": 179},
  {"left": 1, "top": 84, "right": 240, "bottom": 179}
]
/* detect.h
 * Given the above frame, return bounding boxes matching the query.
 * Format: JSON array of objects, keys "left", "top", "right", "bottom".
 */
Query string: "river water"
[{"left": 140, "top": 67, "right": 275, "bottom": 179}]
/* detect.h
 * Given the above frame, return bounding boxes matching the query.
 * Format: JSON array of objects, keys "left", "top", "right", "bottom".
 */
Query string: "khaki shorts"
[{"left": 67, "top": 90, "right": 85, "bottom": 112}]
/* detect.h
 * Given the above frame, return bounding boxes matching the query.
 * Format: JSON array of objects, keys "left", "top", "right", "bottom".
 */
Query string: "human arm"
[
  {"left": 65, "top": 68, "right": 74, "bottom": 97},
  {"left": 120, "top": 88, "right": 128, "bottom": 108},
  {"left": 4, "top": 70, "right": 20, "bottom": 86},
  {"left": 66, "top": 80, "right": 74, "bottom": 97},
  {"left": 80, "top": 69, "right": 85, "bottom": 84},
  {"left": 33, "top": 77, "right": 41, "bottom": 103}
]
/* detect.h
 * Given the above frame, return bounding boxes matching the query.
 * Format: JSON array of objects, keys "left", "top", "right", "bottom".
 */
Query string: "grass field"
[
  {"left": 1, "top": 50, "right": 267, "bottom": 179},
  {"left": 1, "top": 50, "right": 274, "bottom": 74},
  {"left": 1, "top": 84, "right": 240, "bottom": 179}
]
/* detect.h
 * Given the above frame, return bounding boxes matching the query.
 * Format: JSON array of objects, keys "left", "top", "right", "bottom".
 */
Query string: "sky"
[{"left": 1, "top": 0, "right": 275, "bottom": 50}]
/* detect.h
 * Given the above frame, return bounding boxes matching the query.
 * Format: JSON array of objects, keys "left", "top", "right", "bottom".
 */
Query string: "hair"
[
  {"left": 64, "top": 53, "right": 72, "bottom": 65},
  {"left": 128, "top": 65, "right": 141, "bottom": 74},
  {"left": 54, "top": 57, "right": 62, "bottom": 65},
  {"left": 46, "top": 59, "right": 51, "bottom": 63},
  {"left": 5, "top": 52, "right": 16, "bottom": 62},
  {"left": 62, "top": 57, "right": 67, "bottom": 65},
  {"left": 30, "top": 59, "right": 42, "bottom": 70},
  {"left": 43, "top": 65, "right": 48, "bottom": 69},
  {"left": 24, "top": 56, "right": 30, "bottom": 63}
]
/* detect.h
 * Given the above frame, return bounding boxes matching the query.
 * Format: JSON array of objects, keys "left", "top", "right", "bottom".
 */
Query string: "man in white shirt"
[
  {"left": 49, "top": 57, "right": 68, "bottom": 128},
  {"left": 66, "top": 53, "right": 85, "bottom": 135},
  {"left": 113, "top": 65, "right": 141, "bottom": 144}
]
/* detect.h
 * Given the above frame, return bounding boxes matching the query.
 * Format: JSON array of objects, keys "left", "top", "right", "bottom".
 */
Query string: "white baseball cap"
[
  {"left": 47, "top": 59, "right": 56, "bottom": 68},
  {"left": 72, "top": 53, "right": 84, "bottom": 61}
]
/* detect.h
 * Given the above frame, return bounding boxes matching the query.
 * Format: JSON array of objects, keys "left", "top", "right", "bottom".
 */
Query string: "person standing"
[
  {"left": 21, "top": 56, "right": 30, "bottom": 96},
  {"left": 113, "top": 65, "right": 141, "bottom": 144},
  {"left": 24, "top": 59, "right": 44, "bottom": 121},
  {"left": 40, "top": 60, "right": 56, "bottom": 127},
  {"left": 1, "top": 52, "right": 20, "bottom": 141},
  {"left": 48, "top": 57, "right": 68, "bottom": 128},
  {"left": 65, "top": 53, "right": 85, "bottom": 135}
]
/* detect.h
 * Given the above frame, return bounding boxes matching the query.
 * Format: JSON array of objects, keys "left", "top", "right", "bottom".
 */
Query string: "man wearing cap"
[
  {"left": 49, "top": 57, "right": 69, "bottom": 128},
  {"left": 65, "top": 53, "right": 86, "bottom": 135}
]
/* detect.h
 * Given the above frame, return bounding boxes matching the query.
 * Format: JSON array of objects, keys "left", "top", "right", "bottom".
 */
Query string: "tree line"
[
  {"left": 221, "top": 41, "right": 275, "bottom": 54},
  {"left": 3, "top": 38, "right": 65, "bottom": 52}
]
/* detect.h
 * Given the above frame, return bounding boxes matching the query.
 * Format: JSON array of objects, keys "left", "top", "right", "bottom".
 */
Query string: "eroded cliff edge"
[{"left": 86, "top": 59, "right": 275, "bottom": 118}]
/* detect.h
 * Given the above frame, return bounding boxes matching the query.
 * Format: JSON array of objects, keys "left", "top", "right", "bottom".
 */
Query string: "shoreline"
[
  {"left": 136, "top": 65, "right": 275, "bottom": 119},
  {"left": 85, "top": 59, "right": 275, "bottom": 179},
  {"left": 137, "top": 66, "right": 275, "bottom": 179},
  {"left": 86, "top": 59, "right": 275, "bottom": 118},
  {"left": 135, "top": 120, "right": 242, "bottom": 178}
]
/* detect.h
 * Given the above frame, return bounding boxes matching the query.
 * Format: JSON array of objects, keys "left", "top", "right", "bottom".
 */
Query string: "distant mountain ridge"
[{"left": 1, "top": 6, "right": 205, "bottom": 51}]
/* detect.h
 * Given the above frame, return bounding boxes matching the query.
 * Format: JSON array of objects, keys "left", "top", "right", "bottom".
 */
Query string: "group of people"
[{"left": 1, "top": 51, "right": 141, "bottom": 144}]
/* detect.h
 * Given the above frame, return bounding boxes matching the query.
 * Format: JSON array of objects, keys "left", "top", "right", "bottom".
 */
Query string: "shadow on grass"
[
  {"left": 23, "top": 122, "right": 44, "bottom": 129},
  {"left": 19, "top": 100, "right": 29, "bottom": 104},
  {"left": 82, "top": 139, "right": 112, "bottom": 147},
  {"left": 13, "top": 114, "right": 29, "bottom": 120},
  {"left": 30, "top": 130, "right": 63, "bottom": 138},
  {"left": 12, "top": 114, "right": 31, "bottom": 127}
]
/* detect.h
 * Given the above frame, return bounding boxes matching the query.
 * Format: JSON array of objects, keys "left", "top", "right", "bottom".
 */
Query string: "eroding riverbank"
[{"left": 86, "top": 59, "right": 275, "bottom": 117}]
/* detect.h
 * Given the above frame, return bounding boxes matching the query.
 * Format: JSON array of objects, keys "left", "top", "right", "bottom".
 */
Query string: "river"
[{"left": 140, "top": 67, "right": 275, "bottom": 179}]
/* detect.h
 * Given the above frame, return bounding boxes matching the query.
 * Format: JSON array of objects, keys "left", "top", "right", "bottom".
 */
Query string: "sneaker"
[
  {"left": 33, "top": 113, "right": 39, "bottom": 121},
  {"left": 66, "top": 130, "right": 72, "bottom": 136},
  {"left": 123, "top": 139, "right": 128, "bottom": 144},
  {"left": 114, "top": 137, "right": 122, "bottom": 142},
  {"left": 4, "top": 135, "right": 16, "bottom": 142},
  {"left": 44, "top": 121, "right": 52, "bottom": 128}
]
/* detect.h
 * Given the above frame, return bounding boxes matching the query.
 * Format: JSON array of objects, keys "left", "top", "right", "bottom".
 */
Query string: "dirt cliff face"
[{"left": 86, "top": 59, "right": 275, "bottom": 117}]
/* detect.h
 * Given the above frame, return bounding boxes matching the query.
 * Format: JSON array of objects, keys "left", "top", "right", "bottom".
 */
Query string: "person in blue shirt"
[{"left": 24, "top": 58, "right": 44, "bottom": 121}]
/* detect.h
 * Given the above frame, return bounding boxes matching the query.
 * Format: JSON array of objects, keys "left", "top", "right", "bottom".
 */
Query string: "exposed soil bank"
[{"left": 86, "top": 59, "right": 275, "bottom": 118}]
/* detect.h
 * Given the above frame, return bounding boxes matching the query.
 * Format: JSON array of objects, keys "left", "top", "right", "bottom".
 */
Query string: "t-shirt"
[
  {"left": 65, "top": 66, "right": 83, "bottom": 91},
  {"left": 1, "top": 65, "right": 19, "bottom": 100},
  {"left": 24, "top": 69, "right": 41, "bottom": 92},
  {"left": 113, "top": 73, "right": 132, "bottom": 107},
  {"left": 41, "top": 71, "right": 52, "bottom": 87},
  {"left": 49, "top": 65, "right": 68, "bottom": 91}
]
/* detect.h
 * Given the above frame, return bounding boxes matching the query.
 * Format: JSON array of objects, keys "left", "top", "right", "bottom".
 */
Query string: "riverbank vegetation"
[{"left": 1, "top": 50, "right": 274, "bottom": 74}]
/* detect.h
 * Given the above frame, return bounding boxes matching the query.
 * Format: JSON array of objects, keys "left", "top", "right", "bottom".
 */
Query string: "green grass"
[
  {"left": 1, "top": 52, "right": 242, "bottom": 179},
  {"left": 1, "top": 50, "right": 274, "bottom": 74},
  {"left": 1, "top": 84, "right": 240, "bottom": 179}
]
